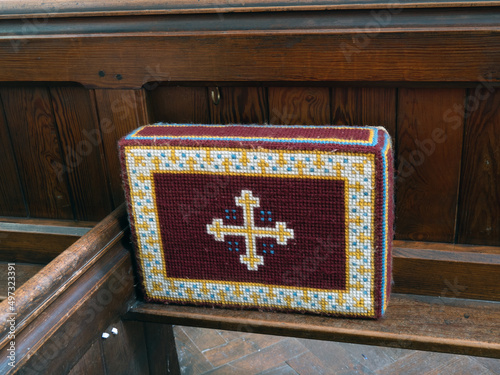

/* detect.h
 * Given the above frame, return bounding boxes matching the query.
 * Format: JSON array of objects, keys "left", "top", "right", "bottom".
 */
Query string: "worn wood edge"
[
  {"left": 0, "top": 243, "right": 136, "bottom": 374},
  {"left": 0, "top": 217, "right": 97, "bottom": 228},
  {"left": 0, "top": 204, "right": 129, "bottom": 343},
  {"left": 394, "top": 239, "right": 500, "bottom": 255},
  {"left": 1, "top": 0, "right": 499, "bottom": 19},
  {"left": 126, "top": 294, "right": 500, "bottom": 359}
]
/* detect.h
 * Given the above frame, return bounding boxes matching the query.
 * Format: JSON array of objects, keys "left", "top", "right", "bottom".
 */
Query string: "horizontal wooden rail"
[
  {"left": 126, "top": 294, "right": 500, "bottom": 359},
  {"left": 1, "top": 0, "right": 499, "bottom": 19}
]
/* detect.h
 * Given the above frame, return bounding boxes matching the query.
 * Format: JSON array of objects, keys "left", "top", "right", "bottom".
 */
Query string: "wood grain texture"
[
  {"left": 2, "top": 0, "right": 497, "bottom": 18},
  {"left": 150, "top": 86, "right": 210, "bottom": 124},
  {"left": 0, "top": 204, "right": 128, "bottom": 342},
  {"left": 68, "top": 340, "right": 106, "bottom": 375},
  {"left": 268, "top": 87, "right": 330, "bottom": 125},
  {"left": 0, "top": 262, "right": 43, "bottom": 300},
  {"left": 127, "top": 293, "right": 500, "bottom": 359},
  {"left": 1, "top": 32, "right": 499, "bottom": 89},
  {"left": 144, "top": 323, "right": 181, "bottom": 375},
  {"left": 0, "top": 98, "right": 26, "bottom": 217},
  {"left": 102, "top": 320, "right": 150, "bottom": 375},
  {"left": 209, "top": 86, "right": 268, "bottom": 125},
  {"left": 94, "top": 89, "right": 150, "bottom": 207},
  {"left": 396, "top": 88, "right": 465, "bottom": 242},
  {"left": 393, "top": 245, "right": 500, "bottom": 302},
  {"left": 0, "top": 87, "right": 73, "bottom": 219},
  {"left": 331, "top": 87, "right": 396, "bottom": 139},
  {"left": 0, "top": 205, "right": 133, "bottom": 374},
  {"left": 457, "top": 88, "right": 500, "bottom": 246},
  {"left": 50, "top": 86, "right": 112, "bottom": 221},
  {"left": 0, "top": 231, "right": 81, "bottom": 263}
]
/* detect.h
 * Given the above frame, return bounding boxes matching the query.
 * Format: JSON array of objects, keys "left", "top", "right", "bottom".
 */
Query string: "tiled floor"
[{"left": 174, "top": 326, "right": 500, "bottom": 374}]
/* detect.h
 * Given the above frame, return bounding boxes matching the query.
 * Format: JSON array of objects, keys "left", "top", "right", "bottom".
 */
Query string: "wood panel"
[
  {"left": 0, "top": 262, "right": 43, "bottom": 300},
  {"left": 396, "top": 88, "right": 465, "bottom": 242},
  {"left": 0, "top": 29, "right": 498, "bottom": 88},
  {"left": 127, "top": 293, "right": 500, "bottom": 359},
  {"left": 94, "top": 89, "right": 150, "bottom": 207},
  {"left": 50, "top": 86, "right": 112, "bottom": 221},
  {"left": 144, "top": 322, "right": 181, "bottom": 375},
  {"left": 68, "top": 340, "right": 106, "bottom": 375},
  {"left": 392, "top": 240, "right": 500, "bottom": 301},
  {"left": 0, "top": 98, "right": 26, "bottom": 217},
  {"left": 331, "top": 87, "right": 397, "bottom": 140},
  {"left": 209, "top": 87, "right": 268, "bottom": 124},
  {"left": 0, "top": 230, "right": 83, "bottom": 264},
  {"left": 150, "top": 86, "right": 210, "bottom": 124},
  {"left": 102, "top": 320, "right": 150, "bottom": 375},
  {"left": 0, "top": 87, "right": 73, "bottom": 219},
  {"left": 268, "top": 87, "right": 330, "bottom": 125},
  {"left": 457, "top": 88, "right": 500, "bottom": 246}
]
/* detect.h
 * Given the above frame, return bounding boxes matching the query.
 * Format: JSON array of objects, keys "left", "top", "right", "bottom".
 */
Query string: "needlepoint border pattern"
[{"left": 124, "top": 145, "right": 378, "bottom": 317}]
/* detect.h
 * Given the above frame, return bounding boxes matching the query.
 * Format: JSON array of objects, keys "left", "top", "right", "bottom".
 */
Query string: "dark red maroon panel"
[{"left": 154, "top": 173, "right": 347, "bottom": 290}]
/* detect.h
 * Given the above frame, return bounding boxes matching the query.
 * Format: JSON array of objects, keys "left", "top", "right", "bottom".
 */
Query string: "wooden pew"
[{"left": 1, "top": 206, "right": 499, "bottom": 374}]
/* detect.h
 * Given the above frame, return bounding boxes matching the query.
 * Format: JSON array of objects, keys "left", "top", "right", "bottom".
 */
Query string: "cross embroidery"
[{"left": 207, "top": 190, "right": 294, "bottom": 271}]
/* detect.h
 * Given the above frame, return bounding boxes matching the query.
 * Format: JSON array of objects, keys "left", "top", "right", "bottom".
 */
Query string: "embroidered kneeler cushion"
[{"left": 120, "top": 124, "right": 394, "bottom": 319}]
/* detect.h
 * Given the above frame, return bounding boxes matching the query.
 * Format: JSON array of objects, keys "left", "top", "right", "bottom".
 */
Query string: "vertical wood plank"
[
  {"left": 144, "top": 322, "right": 181, "bottom": 375},
  {"left": 0, "top": 95, "right": 27, "bottom": 217},
  {"left": 396, "top": 88, "right": 465, "bottom": 242},
  {"left": 94, "top": 89, "right": 150, "bottom": 207},
  {"left": 102, "top": 320, "right": 150, "bottom": 375},
  {"left": 331, "top": 87, "right": 397, "bottom": 139},
  {"left": 67, "top": 340, "right": 106, "bottom": 375},
  {"left": 268, "top": 87, "right": 330, "bottom": 125},
  {"left": 457, "top": 88, "right": 500, "bottom": 246},
  {"left": 0, "top": 87, "right": 73, "bottom": 219},
  {"left": 150, "top": 86, "right": 210, "bottom": 123},
  {"left": 209, "top": 87, "right": 268, "bottom": 124},
  {"left": 50, "top": 86, "right": 112, "bottom": 221}
]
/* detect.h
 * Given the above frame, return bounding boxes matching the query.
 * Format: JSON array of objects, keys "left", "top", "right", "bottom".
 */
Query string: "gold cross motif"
[
  {"left": 207, "top": 190, "right": 294, "bottom": 271},
  {"left": 353, "top": 161, "right": 366, "bottom": 175},
  {"left": 136, "top": 221, "right": 149, "bottom": 231},
  {"left": 314, "top": 155, "right": 324, "bottom": 169},
  {"left": 277, "top": 152, "right": 287, "bottom": 167},
  {"left": 151, "top": 267, "right": 162, "bottom": 276},
  {"left": 152, "top": 281, "right": 162, "bottom": 292},
  {"left": 203, "top": 150, "right": 214, "bottom": 165},
  {"left": 358, "top": 232, "right": 371, "bottom": 243},
  {"left": 134, "top": 155, "right": 146, "bottom": 167},
  {"left": 295, "top": 160, "right": 305, "bottom": 176},
  {"left": 240, "top": 151, "right": 249, "bottom": 166},
  {"left": 169, "top": 150, "right": 179, "bottom": 164},
  {"left": 137, "top": 174, "right": 150, "bottom": 183},
  {"left": 185, "top": 157, "right": 197, "bottom": 171},
  {"left": 357, "top": 199, "right": 371, "bottom": 209},
  {"left": 354, "top": 297, "right": 365, "bottom": 308},
  {"left": 186, "top": 288, "right": 195, "bottom": 299},
  {"left": 222, "top": 158, "right": 233, "bottom": 173},
  {"left": 301, "top": 291, "right": 311, "bottom": 304},
  {"left": 349, "top": 182, "right": 364, "bottom": 192},
  {"left": 152, "top": 157, "right": 162, "bottom": 170},
  {"left": 142, "top": 206, "right": 156, "bottom": 216},
  {"left": 143, "top": 252, "right": 155, "bottom": 262},
  {"left": 132, "top": 190, "right": 146, "bottom": 200},
  {"left": 332, "top": 163, "right": 344, "bottom": 176},
  {"left": 218, "top": 290, "right": 227, "bottom": 302},
  {"left": 257, "top": 159, "right": 269, "bottom": 174}
]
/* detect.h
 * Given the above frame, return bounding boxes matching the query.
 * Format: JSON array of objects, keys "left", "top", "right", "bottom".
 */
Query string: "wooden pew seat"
[{"left": 1, "top": 206, "right": 499, "bottom": 374}]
